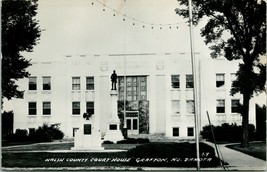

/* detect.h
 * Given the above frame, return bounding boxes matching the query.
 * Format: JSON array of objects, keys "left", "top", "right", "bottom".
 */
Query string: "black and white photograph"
[{"left": 1, "top": 0, "right": 266, "bottom": 171}]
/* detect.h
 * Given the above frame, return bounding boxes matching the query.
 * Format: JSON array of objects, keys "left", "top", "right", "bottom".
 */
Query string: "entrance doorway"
[{"left": 125, "top": 111, "right": 139, "bottom": 135}]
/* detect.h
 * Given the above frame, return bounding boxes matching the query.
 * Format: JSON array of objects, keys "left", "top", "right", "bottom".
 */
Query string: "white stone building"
[{"left": 4, "top": 53, "right": 260, "bottom": 139}]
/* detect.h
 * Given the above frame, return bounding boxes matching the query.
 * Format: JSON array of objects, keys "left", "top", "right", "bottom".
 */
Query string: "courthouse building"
[{"left": 5, "top": 53, "right": 259, "bottom": 139}]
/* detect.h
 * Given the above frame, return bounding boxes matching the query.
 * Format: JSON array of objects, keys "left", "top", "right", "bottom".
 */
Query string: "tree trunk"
[{"left": 241, "top": 92, "right": 250, "bottom": 148}]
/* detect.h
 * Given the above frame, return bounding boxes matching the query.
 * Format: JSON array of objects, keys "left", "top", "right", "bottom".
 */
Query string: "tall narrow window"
[
  {"left": 43, "top": 77, "right": 51, "bottom": 90},
  {"left": 118, "top": 76, "right": 147, "bottom": 101},
  {"left": 72, "top": 77, "right": 80, "bottom": 90},
  {"left": 187, "top": 127, "right": 194, "bottom": 136},
  {"left": 216, "top": 74, "right": 225, "bottom": 88},
  {"left": 86, "top": 77, "right": 94, "bottom": 90},
  {"left": 72, "top": 102, "right": 80, "bottom": 115},
  {"left": 216, "top": 99, "right": 225, "bottom": 113},
  {"left": 171, "top": 75, "right": 180, "bottom": 88},
  {"left": 29, "top": 102, "right": 37, "bottom": 115},
  {"left": 186, "top": 75, "right": 193, "bottom": 88},
  {"left": 172, "top": 127, "right": 179, "bottom": 137},
  {"left": 231, "top": 99, "right": 239, "bottom": 113},
  {"left": 29, "top": 77, "right": 37, "bottom": 90},
  {"left": 86, "top": 101, "right": 94, "bottom": 115},
  {"left": 171, "top": 100, "right": 180, "bottom": 115},
  {"left": 186, "top": 100, "right": 195, "bottom": 114},
  {"left": 43, "top": 102, "right": 51, "bottom": 115}
]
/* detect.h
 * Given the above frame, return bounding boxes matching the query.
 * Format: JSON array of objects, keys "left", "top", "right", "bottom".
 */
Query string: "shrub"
[
  {"left": 29, "top": 123, "right": 64, "bottom": 142},
  {"left": 201, "top": 123, "right": 257, "bottom": 142},
  {"left": 127, "top": 142, "right": 220, "bottom": 167},
  {"left": 117, "top": 138, "right": 150, "bottom": 144},
  {"left": 50, "top": 124, "right": 64, "bottom": 140},
  {"left": 30, "top": 124, "right": 53, "bottom": 142},
  {"left": 6, "top": 129, "right": 29, "bottom": 142},
  {"left": 103, "top": 140, "right": 114, "bottom": 144}
]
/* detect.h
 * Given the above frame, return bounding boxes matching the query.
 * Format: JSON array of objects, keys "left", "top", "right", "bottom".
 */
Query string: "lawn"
[
  {"left": 226, "top": 141, "right": 266, "bottom": 160},
  {"left": 2, "top": 142, "right": 221, "bottom": 168},
  {"left": 2, "top": 142, "right": 139, "bottom": 152}
]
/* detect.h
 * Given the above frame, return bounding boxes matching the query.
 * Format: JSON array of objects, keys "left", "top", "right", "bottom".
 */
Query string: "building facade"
[{"left": 4, "top": 54, "right": 259, "bottom": 139}]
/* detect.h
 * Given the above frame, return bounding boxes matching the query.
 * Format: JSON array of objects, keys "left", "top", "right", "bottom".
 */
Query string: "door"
[{"left": 126, "top": 117, "right": 139, "bottom": 135}]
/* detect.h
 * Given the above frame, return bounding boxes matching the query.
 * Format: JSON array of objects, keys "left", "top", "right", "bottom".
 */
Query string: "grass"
[
  {"left": 2, "top": 142, "right": 221, "bottom": 168},
  {"left": 2, "top": 140, "right": 36, "bottom": 147},
  {"left": 226, "top": 141, "right": 266, "bottom": 160},
  {"left": 2, "top": 142, "right": 140, "bottom": 152}
]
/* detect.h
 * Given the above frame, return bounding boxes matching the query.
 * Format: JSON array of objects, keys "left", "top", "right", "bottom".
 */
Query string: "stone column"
[{"left": 104, "top": 90, "right": 124, "bottom": 143}]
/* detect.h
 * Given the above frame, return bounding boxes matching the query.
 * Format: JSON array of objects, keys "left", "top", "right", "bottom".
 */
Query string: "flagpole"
[{"left": 188, "top": 0, "right": 200, "bottom": 170}]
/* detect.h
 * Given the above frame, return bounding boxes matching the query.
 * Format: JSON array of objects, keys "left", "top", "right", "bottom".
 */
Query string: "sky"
[{"left": 23, "top": 0, "right": 212, "bottom": 62}]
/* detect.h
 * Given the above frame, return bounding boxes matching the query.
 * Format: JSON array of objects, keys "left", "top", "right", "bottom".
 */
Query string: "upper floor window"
[
  {"left": 29, "top": 77, "right": 37, "bottom": 90},
  {"left": 171, "top": 75, "right": 180, "bottom": 89},
  {"left": 231, "top": 73, "right": 237, "bottom": 88},
  {"left": 186, "top": 100, "right": 195, "bottom": 114},
  {"left": 186, "top": 75, "right": 193, "bottom": 88},
  {"left": 29, "top": 102, "right": 37, "bottom": 115},
  {"left": 216, "top": 74, "right": 225, "bottom": 88},
  {"left": 86, "top": 77, "right": 94, "bottom": 90},
  {"left": 72, "top": 77, "right": 80, "bottom": 90},
  {"left": 171, "top": 100, "right": 180, "bottom": 115},
  {"left": 216, "top": 99, "right": 225, "bottom": 113},
  {"left": 43, "top": 77, "right": 51, "bottom": 90},
  {"left": 86, "top": 101, "right": 94, "bottom": 115},
  {"left": 43, "top": 102, "right": 51, "bottom": 115},
  {"left": 118, "top": 76, "right": 147, "bottom": 101},
  {"left": 231, "top": 99, "right": 240, "bottom": 113},
  {"left": 72, "top": 102, "right": 80, "bottom": 115}
]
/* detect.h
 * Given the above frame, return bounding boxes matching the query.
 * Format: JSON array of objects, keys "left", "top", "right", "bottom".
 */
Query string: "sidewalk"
[{"left": 204, "top": 141, "right": 266, "bottom": 171}]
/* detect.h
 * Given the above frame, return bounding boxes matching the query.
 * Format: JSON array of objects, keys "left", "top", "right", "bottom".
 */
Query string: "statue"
[{"left": 110, "top": 70, "right": 117, "bottom": 90}]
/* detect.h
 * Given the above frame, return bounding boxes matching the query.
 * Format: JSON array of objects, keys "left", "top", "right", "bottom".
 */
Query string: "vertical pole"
[
  {"left": 123, "top": 0, "right": 127, "bottom": 131},
  {"left": 206, "top": 111, "right": 224, "bottom": 168},
  {"left": 188, "top": 0, "right": 200, "bottom": 170}
]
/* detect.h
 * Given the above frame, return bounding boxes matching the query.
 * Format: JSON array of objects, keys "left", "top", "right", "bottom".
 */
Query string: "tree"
[
  {"left": 175, "top": 0, "right": 266, "bottom": 148},
  {"left": 2, "top": 0, "right": 41, "bottom": 100}
]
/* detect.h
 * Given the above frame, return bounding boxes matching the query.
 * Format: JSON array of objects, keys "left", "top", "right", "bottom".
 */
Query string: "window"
[
  {"left": 186, "top": 100, "right": 195, "bottom": 114},
  {"left": 186, "top": 75, "right": 193, "bottom": 88},
  {"left": 29, "top": 77, "right": 37, "bottom": 90},
  {"left": 86, "top": 77, "right": 94, "bottom": 90},
  {"left": 29, "top": 102, "right": 37, "bottom": 115},
  {"left": 231, "top": 73, "right": 237, "bottom": 88},
  {"left": 118, "top": 76, "right": 147, "bottom": 101},
  {"left": 173, "top": 127, "right": 179, "bottom": 137},
  {"left": 86, "top": 101, "right": 94, "bottom": 115},
  {"left": 231, "top": 99, "right": 240, "bottom": 113},
  {"left": 72, "top": 77, "right": 80, "bottom": 90},
  {"left": 171, "top": 75, "right": 180, "bottom": 88},
  {"left": 216, "top": 74, "right": 225, "bottom": 88},
  {"left": 171, "top": 100, "right": 180, "bottom": 115},
  {"left": 187, "top": 127, "right": 194, "bottom": 136},
  {"left": 216, "top": 99, "right": 225, "bottom": 113},
  {"left": 43, "top": 77, "right": 51, "bottom": 90},
  {"left": 72, "top": 102, "right": 80, "bottom": 115},
  {"left": 43, "top": 102, "right": 51, "bottom": 115}
]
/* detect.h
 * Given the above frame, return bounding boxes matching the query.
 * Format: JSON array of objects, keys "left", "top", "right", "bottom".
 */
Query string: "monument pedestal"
[
  {"left": 104, "top": 90, "right": 123, "bottom": 143},
  {"left": 71, "top": 116, "right": 104, "bottom": 151}
]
